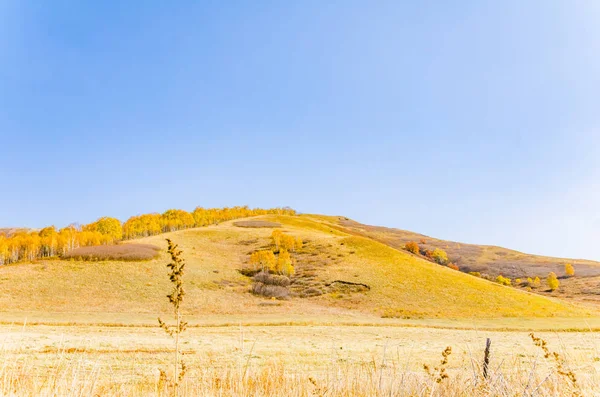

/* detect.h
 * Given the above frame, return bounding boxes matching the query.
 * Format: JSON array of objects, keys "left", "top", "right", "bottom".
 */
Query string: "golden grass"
[{"left": 1, "top": 324, "right": 599, "bottom": 396}]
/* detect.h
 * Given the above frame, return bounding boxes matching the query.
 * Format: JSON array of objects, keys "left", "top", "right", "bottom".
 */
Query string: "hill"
[
  {"left": 332, "top": 218, "right": 600, "bottom": 278},
  {"left": 324, "top": 217, "right": 600, "bottom": 307},
  {"left": 0, "top": 228, "right": 29, "bottom": 237},
  {"left": 0, "top": 214, "right": 591, "bottom": 325}
]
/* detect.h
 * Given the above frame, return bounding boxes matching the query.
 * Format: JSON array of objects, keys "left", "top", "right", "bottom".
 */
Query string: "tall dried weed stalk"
[{"left": 158, "top": 238, "right": 188, "bottom": 395}]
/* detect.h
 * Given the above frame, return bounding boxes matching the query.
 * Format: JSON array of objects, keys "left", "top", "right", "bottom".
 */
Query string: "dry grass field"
[
  {"left": 1, "top": 324, "right": 599, "bottom": 396},
  {"left": 1, "top": 214, "right": 600, "bottom": 395}
]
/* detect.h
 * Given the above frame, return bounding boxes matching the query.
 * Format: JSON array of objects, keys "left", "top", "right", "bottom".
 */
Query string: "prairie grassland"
[{"left": 0, "top": 324, "right": 599, "bottom": 396}]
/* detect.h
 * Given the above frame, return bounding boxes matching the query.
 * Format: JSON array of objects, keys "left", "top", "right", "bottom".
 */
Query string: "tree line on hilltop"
[{"left": 0, "top": 206, "right": 295, "bottom": 265}]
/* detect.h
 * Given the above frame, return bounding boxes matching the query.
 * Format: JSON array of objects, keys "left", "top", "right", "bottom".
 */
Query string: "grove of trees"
[{"left": 0, "top": 206, "right": 296, "bottom": 265}]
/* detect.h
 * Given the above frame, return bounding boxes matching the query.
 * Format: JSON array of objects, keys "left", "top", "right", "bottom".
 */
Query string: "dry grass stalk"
[{"left": 158, "top": 238, "right": 188, "bottom": 395}]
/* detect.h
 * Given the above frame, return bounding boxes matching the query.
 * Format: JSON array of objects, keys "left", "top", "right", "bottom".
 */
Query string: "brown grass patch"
[
  {"left": 233, "top": 220, "right": 282, "bottom": 228},
  {"left": 62, "top": 243, "right": 161, "bottom": 261}
]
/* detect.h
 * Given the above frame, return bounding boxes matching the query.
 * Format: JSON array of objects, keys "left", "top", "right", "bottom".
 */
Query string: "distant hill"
[
  {"left": 0, "top": 228, "right": 29, "bottom": 237},
  {"left": 0, "top": 214, "right": 590, "bottom": 324}
]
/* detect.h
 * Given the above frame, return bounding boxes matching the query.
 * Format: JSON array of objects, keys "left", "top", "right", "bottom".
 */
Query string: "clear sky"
[{"left": 1, "top": 1, "right": 599, "bottom": 260}]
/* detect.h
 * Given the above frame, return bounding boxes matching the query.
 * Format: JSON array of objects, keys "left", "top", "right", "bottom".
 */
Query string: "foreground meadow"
[{"left": 0, "top": 323, "right": 598, "bottom": 396}]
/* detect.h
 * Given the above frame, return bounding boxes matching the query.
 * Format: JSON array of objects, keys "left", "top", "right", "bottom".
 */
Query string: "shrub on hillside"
[
  {"left": 547, "top": 272, "right": 560, "bottom": 291},
  {"left": 447, "top": 263, "right": 459, "bottom": 271},
  {"left": 565, "top": 263, "right": 575, "bottom": 277},
  {"left": 496, "top": 275, "right": 512, "bottom": 286},
  {"left": 251, "top": 283, "right": 289, "bottom": 299},
  {"left": 253, "top": 271, "right": 291, "bottom": 287},
  {"left": 431, "top": 248, "right": 448, "bottom": 265},
  {"left": 468, "top": 271, "right": 481, "bottom": 277},
  {"left": 404, "top": 241, "right": 420, "bottom": 255},
  {"left": 251, "top": 271, "right": 290, "bottom": 299}
]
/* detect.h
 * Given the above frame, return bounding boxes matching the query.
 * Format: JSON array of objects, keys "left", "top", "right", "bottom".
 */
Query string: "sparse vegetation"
[{"left": 496, "top": 275, "right": 512, "bottom": 286}]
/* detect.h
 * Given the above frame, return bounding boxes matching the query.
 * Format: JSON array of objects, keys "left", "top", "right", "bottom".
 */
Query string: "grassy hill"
[
  {"left": 0, "top": 214, "right": 592, "bottom": 325},
  {"left": 322, "top": 216, "right": 600, "bottom": 308},
  {"left": 332, "top": 218, "right": 600, "bottom": 278}
]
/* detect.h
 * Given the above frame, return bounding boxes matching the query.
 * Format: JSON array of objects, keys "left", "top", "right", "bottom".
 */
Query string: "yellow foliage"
[
  {"left": 547, "top": 272, "right": 560, "bottom": 291},
  {"left": 250, "top": 250, "right": 277, "bottom": 271},
  {"left": 271, "top": 230, "right": 283, "bottom": 249},
  {"left": 432, "top": 248, "right": 448, "bottom": 265},
  {"left": 405, "top": 241, "right": 420, "bottom": 255},
  {"left": 496, "top": 275, "right": 512, "bottom": 286},
  {"left": 83, "top": 217, "right": 123, "bottom": 243},
  {"left": 277, "top": 249, "right": 294, "bottom": 276},
  {"left": 565, "top": 263, "right": 575, "bottom": 277},
  {"left": 281, "top": 234, "right": 296, "bottom": 251},
  {"left": 0, "top": 206, "right": 296, "bottom": 265}
]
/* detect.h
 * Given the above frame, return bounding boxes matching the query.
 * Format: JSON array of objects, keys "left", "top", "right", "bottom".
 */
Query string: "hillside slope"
[
  {"left": 0, "top": 215, "right": 591, "bottom": 324},
  {"left": 328, "top": 217, "right": 600, "bottom": 279}
]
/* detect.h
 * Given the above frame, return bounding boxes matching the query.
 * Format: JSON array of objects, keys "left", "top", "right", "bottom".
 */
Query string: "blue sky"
[{"left": 1, "top": 1, "right": 599, "bottom": 260}]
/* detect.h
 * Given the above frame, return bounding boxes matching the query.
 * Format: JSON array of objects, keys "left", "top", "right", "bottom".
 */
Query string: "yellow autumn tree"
[
  {"left": 161, "top": 209, "right": 195, "bottom": 232},
  {"left": 277, "top": 249, "right": 295, "bottom": 276},
  {"left": 547, "top": 272, "right": 560, "bottom": 291},
  {"left": 280, "top": 234, "right": 296, "bottom": 252},
  {"left": 431, "top": 248, "right": 448, "bottom": 265},
  {"left": 38, "top": 226, "right": 58, "bottom": 257},
  {"left": 249, "top": 250, "right": 277, "bottom": 272},
  {"left": 565, "top": 263, "right": 575, "bottom": 277},
  {"left": 271, "top": 230, "right": 283, "bottom": 250},
  {"left": 0, "top": 236, "right": 8, "bottom": 265},
  {"left": 84, "top": 217, "right": 123, "bottom": 243},
  {"left": 123, "top": 213, "right": 162, "bottom": 239}
]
